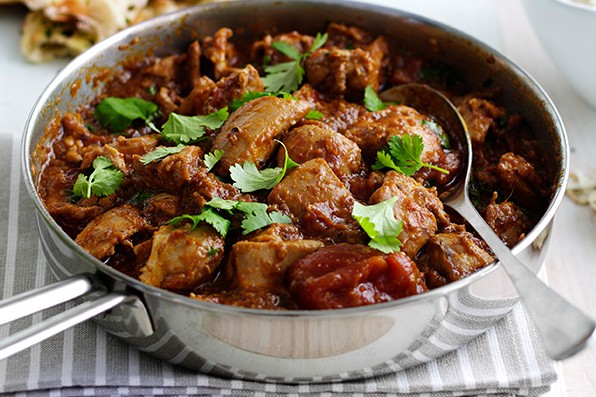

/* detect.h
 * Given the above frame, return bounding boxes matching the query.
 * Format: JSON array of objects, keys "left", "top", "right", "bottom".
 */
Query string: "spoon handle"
[{"left": 452, "top": 198, "right": 595, "bottom": 360}]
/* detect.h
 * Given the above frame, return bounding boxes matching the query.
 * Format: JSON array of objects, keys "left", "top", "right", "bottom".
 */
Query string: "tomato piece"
[{"left": 286, "top": 244, "right": 427, "bottom": 309}]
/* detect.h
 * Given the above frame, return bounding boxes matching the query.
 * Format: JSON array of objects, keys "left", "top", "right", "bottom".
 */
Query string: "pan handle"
[{"left": 0, "top": 274, "right": 133, "bottom": 361}]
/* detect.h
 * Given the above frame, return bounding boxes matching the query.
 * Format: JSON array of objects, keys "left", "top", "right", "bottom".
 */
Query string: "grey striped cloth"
[{"left": 0, "top": 134, "right": 556, "bottom": 396}]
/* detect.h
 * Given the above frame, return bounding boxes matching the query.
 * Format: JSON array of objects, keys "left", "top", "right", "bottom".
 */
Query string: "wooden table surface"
[{"left": 0, "top": 1, "right": 594, "bottom": 396}]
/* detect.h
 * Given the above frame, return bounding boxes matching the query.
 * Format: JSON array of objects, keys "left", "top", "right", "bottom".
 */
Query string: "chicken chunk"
[
  {"left": 212, "top": 96, "right": 310, "bottom": 175},
  {"left": 417, "top": 230, "right": 494, "bottom": 287},
  {"left": 304, "top": 36, "right": 388, "bottom": 99},
  {"left": 281, "top": 123, "right": 363, "bottom": 179},
  {"left": 109, "top": 134, "right": 160, "bottom": 157},
  {"left": 483, "top": 194, "right": 531, "bottom": 247},
  {"left": 142, "top": 193, "right": 180, "bottom": 226},
  {"left": 496, "top": 152, "right": 546, "bottom": 209},
  {"left": 251, "top": 31, "right": 314, "bottom": 66},
  {"left": 226, "top": 239, "right": 324, "bottom": 290},
  {"left": 456, "top": 95, "right": 505, "bottom": 147},
  {"left": 80, "top": 144, "right": 127, "bottom": 174},
  {"left": 369, "top": 171, "right": 438, "bottom": 258},
  {"left": 381, "top": 171, "right": 450, "bottom": 227},
  {"left": 344, "top": 104, "right": 445, "bottom": 162},
  {"left": 268, "top": 158, "right": 364, "bottom": 243},
  {"left": 132, "top": 145, "right": 205, "bottom": 192},
  {"left": 203, "top": 64, "right": 264, "bottom": 113},
  {"left": 139, "top": 224, "right": 224, "bottom": 291},
  {"left": 201, "top": 27, "right": 241, "bottom": 80},
  {"left": 293, "top": 84, "right": 368, "bottom": 133},
  {"left": 75, "top": 204, "right": 149, "bottom": 260}
]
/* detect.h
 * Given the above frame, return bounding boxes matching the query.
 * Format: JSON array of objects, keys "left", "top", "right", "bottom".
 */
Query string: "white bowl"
[{"left": 522, "top": 0, "right": 596, "bottom": 108}]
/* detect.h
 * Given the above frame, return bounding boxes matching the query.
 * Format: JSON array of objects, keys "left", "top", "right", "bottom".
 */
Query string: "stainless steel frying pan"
[{"left": 0, "top": 0, "right": 570, "bottom": 382}]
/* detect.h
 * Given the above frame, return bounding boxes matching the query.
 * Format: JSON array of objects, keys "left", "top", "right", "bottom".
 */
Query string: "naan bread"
[{"left": 18, "top": 0, "right": 223, "bottom": 63}]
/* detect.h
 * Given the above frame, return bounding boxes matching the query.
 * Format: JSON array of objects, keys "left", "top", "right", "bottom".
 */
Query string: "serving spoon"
[{"left": 380, "top": 83, "right": 595, "bottom": 360}]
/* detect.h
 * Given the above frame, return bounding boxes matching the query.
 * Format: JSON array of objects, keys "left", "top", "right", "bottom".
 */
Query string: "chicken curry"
[{"left": 37, "top": 23, "right": 551, "bottom": 310}]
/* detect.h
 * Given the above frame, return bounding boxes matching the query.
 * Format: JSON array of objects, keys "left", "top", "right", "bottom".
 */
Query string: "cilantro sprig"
[
  {"left": 95, "top": 97, "right": 158, "bottom": 133},
  {"left": 262, "top": 32, "right": 328, "bottom": 93},
  {"left": 169, "top": 197, "right": 292, "bottom": 237},
  {"left": 352, "top": 197, "right": 403, "bottom": 254},
  {"left": 72, "top": 156, "right": 124, "bottom": 199},
  {"left": 169, "top": 208, "right": 231, "bottom": 237},
  {"left": 363, "top": 85, "right": 388, "bottom": 112},
  {"left": 229, "top": 140, "right": 298, "bottom": 192},
  {"left": 140, "top": 144, "right": 186, "bottom": 165},
  {"left": 161, "top": 107, "right": 229, "bottom": 144},
  {"left": 204, "top": 150, "right": 224, "bottom": 171},
  {"left": 208, "top": 198, "right": 292, "bottom": 235},
  {"left": 372, "top": 134, "right": 450, "bottom": 176}
]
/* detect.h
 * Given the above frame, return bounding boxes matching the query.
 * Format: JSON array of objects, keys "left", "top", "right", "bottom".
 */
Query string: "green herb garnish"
[
  {"left": 72, "top": 156, "right": 124, "bottom": 199},
  {"left": 363, "top": 85, "right": 388, "bottom": 112},
  {"left": 170, "top": 197, "right": 291, "bottom": 236},
  {"left": 204, "top": 149, "right": 225, "bottom": 171},
  {"left": 95, "top": 97, "right": 158, "bottom": 133},
  {"left": 168, "top": 208, "right": 231, "bottom": 237},
  {"left": 262, "top": 32, "right": 328, "bottom": 93},
  {"left": 229, "top": 140, "right": 298, "bottom": 192},
  {"left": 352, "top": 196, "right": 403, "bottom": 253},
  {"left": 372, "top": 134, "right": 450, "bottom": 176},
  {"left": 128, "top": 190, "right": 153, "bottom": 206},
  {"left": 236, "top": 201, "right": 292, "bottom": 235},
  {"left": 421, "top": 119, "right": 450, "bottom": 149},
  {"left": 305, "top": 109, "right": 324, "bottom": 120},
  {"left": 161, "top": 107, "right": 229, "bottom": 144},
  {"left": 140, "top": 144, "right": 186, "bottom": 165}
]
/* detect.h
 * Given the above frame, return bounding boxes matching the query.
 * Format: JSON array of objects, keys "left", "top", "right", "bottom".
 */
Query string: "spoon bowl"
[{"left": 381, "top": 83, "right": 595, "bottom": 360}]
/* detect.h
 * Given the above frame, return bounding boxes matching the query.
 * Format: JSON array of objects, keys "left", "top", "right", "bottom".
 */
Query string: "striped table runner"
[{"left": 0, "top": 134, "right": 556, "bottom": 396}]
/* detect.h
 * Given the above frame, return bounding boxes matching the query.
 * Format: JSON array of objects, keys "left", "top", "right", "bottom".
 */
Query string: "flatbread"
[{"left": 17, "top": 0, "right": 223, "bottom": 62}]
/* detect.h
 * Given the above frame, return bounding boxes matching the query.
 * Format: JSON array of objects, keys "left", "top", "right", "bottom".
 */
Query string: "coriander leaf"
[
  {"left": 421, "top": 119, "right": 451, "bottom": 149},
  {"left": 372, "top": 150, "right": 401, "bottom": 172},
  {"left": 305, "top": 109, "right": 323, "bottom": 120},
  {"left": 262, "top": 61, "right": 303, "bottom": 93},
  {"left": 168, "top": 214, "right": 201, "bottom": 230},
  {"left": 204, "top": 149, "right": 224, "bottom": 171},
  {"left": 95, "top": 97, "right": 158, "bottom": 132},
  {"left": 309, "top": 32, "right": 328, "bottom": 53},
  {"left": 374, "top": 134, "right": 450, "bottom": 176},
  {"left": 271, "top": 41, "right": 301, "bottom": 60},
  {"left": 388, "top": 134, "right": 425, "bottom": 176},
  {"left": 72, "top": 156, "right": 124, "bottom": 199},
  {"left": 230, "top": 141, "right": 298, "bottom": 192},
  {"left": 128, "top": 191, "right": 153, "bottom": 206},
  {"left": 364, "top": 85, "right": 387, "bottom": 112},
  {"left": 229, "top": 91, "right": 294, "bottom": 112},
  {"left": 202, "top": 198, "right": 292, "bottom": 235},
  {"left": 235, "top": 201, "right": 291, "bottom": 235},
  {"left": 352, "top": 197, "right": 403, "bottom": 253},
  {"left": 205, "top": 197, "right": 239, "bottom": 213},
  {"left": 368, "top": 235, "right": 403, "bottom": 254},
  {"left": 161, "top": 108, "right": 229, "bottom": 144},
  {"left": 140, "top": 144, "right": 186, "bottom": 165},
  {"left": 262, "top": 32, "right": 327, "bottom": 93},
  {"left": 269, "top": 211, "right": 293, "bottom": 224},
  {"left": 168, "top": 208, "right": 231, "bottom": 237},
  {"left": 230, "top": 162, "right": 282, "bottom": 192},
  {"left": 72, "top": 174, "right": 90, "bottom": 199},
  {"left": 241, "top": 210, "right": 291, "bottom": 235},
  {"left": 196, "top": 208, "right": 231, "bottom": 237}
]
